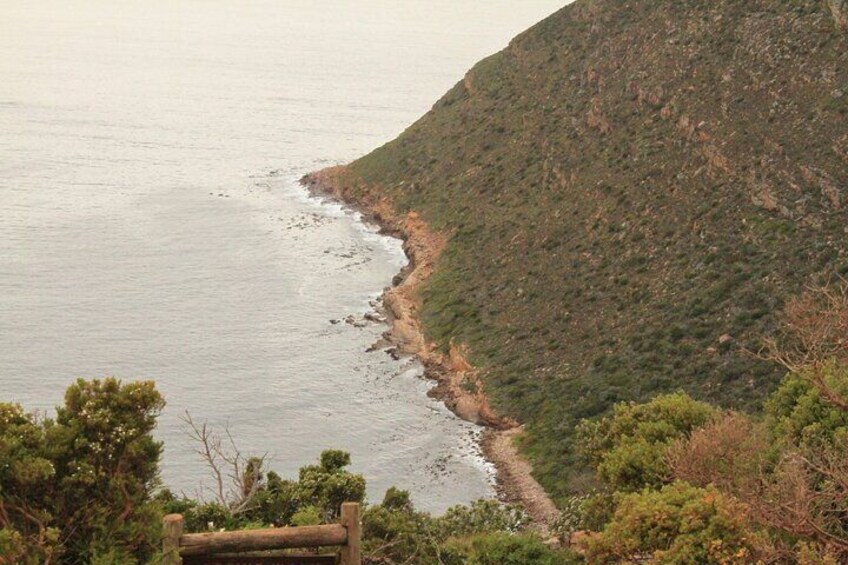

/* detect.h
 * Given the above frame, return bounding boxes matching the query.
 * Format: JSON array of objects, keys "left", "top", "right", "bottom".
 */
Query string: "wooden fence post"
[
  {"left": 339, "top": 502, "right": 361, "bottom": 565},
  {"left": 162, "top": 513, "right": 184, "bottom": 565}
]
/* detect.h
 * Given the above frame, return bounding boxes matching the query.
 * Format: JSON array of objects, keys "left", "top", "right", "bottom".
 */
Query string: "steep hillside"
[{"left": 316, "top": 0, "right": 847, "bottom": 500}]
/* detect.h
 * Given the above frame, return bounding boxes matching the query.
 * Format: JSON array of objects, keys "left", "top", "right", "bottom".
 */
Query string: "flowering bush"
[{"left": 0, "top": 378, "right": 164, "bottom": 563}]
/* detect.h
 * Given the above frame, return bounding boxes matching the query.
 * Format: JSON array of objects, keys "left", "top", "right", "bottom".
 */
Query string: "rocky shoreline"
[{"left": 300, "top": 166, "right": 559, "bottom": 530}]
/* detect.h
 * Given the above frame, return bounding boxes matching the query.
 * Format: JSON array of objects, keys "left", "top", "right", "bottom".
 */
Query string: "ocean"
[{"left": 0, "top": 0, "right": 564, "bottom": 512}]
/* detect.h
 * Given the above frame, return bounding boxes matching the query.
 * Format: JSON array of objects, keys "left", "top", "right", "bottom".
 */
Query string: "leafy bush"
[
  {"left": 551, "top": 493, "right": 591, "bottom": 541},
  {"left": 667, "top": 411, "right": 766, "bottom": 493},
  {"left": 380, "top": 486, "right": 412, "bottom": 511},
  {"left": 585, "top": 482, "right": 758, "bottom": 564},
  {"left": 442, "top": 531, "right": 574, "bottom": 565},
  {"left": 290, "top": 505, "right": 322, "bottom": 527},
  {"left": 163, "top": 449, "right": 367, "bottom": 531},
  {"left": 361, "top": 491, "right": 533, "bottom": 565},
  {"left": 667, "top": 370, "right": 848, "bottom": 559},
  {"left": 297, "top": 450, "right": 366, "bottom": 520},
  {"left": 0, "top": 378, "right": 165, "bottom": 563},
  {"left": 765, "top": 362, "right": 848, "bottom": 448},
  {"left": 437, "top": 499, "right": 528, "bottom": 538},
  {"left": 576, "top": 392, "right": 717, "bottom": 491},
  {"left": 361, "top": 494, "right": 437, "bottom": 564}
]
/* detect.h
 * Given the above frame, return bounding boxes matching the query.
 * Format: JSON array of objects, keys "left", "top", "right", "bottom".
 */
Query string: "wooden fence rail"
[{"left": 163, "top": 502, "right": 361, "bottom": 565}]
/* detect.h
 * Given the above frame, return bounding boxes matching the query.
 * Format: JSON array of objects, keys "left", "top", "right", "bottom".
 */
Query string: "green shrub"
[
  {"left": 361, "top": 496, "right": 532, "bottom": 565},
  {"left": 361, "top": 499, "right": 436, "bottom": 564},
  {"left": 576, "top": 392, "right": 717, "bottom": 491},
  {"left": 765, "top": 362, "right": 848, "bottom": 448},
  {"left": 290, "top": 505, "right": 322, "bottom": 527},
  {"left": 0, "top": 378, "right": 165, "bottom": 563},
  {"left": 437, "top": 499, "right": 528, "bottom": 538},
  {"left": 577, "top": 491, "right": 617, "bottom": 532},
  {"left": 585, "top": 482, "right": 758, "bottom": 564},
  {"left": 442, "top": 532, "right": 575, "bottom": 565},
  {"left": 182, "top": 501, "right": 231, "bottom": 532},
  {"left": 297, "top": 451, "right": 366, "bottom": 520},
  {"left": 253, "top": 471, "right": 304, "bottom": 526},
  {"left": 164, "top": 450, "right": 366, "bottom": 531},
  {"left": 381, "top": 486, "right": 413, "bottom": 511}
]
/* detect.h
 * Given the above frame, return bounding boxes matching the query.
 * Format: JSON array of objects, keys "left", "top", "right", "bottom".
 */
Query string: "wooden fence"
[{"left": 162, "top": 502, "right": 361, "bottom": 565}]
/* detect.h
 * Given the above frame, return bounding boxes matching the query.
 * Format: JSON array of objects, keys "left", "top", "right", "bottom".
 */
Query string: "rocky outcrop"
[
  {"left": 301, "top": 167, "right": 558, "bottom": 528},
  {"left": 302, "top": 167, "right": 514, "bottom": 429},
  {"left": 829, "top": 0, "right": 848, "bottom": 29}
]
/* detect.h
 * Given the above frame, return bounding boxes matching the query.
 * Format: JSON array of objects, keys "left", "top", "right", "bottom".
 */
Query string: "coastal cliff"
[
  {"left": 308, "top": 0, "right": 847, "bottom": 505},
  {"left": 302, "top": 168, "right": 560, "bottom": 527}
]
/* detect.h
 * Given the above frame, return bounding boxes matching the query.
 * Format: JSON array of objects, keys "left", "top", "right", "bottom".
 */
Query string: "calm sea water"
[{"left": 0, "top": 1, "right": 564, "bottom": 511}]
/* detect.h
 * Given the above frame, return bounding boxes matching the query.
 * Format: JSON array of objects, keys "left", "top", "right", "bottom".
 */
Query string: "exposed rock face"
[
  {"left": 302, "top": 167, "right": 513, "bottom": 429},
  {"left": 303, "top": 168, "right": 559, "bottom": 527}
]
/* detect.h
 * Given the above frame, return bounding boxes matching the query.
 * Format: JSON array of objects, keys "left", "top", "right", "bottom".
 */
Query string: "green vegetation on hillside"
[
  {"left": 5, "top": 1, "right": 848, "bottom": 561},
  {"left": 335, "top": 0, "right": 848, "bottom": 498},
  {"left": 565, "top": 365, "right": 847, "bottom": 561},
  {"left": 6, "top": 280, "right": 846, "bottom": 561},
  {"left": 553, "top": 281, "right": 848, "bottom": 560}
]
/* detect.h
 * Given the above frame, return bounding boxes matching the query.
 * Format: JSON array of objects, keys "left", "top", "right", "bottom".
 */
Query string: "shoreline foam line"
[{"left": 300, "top": 166, "right": 559, "bottom": 531}]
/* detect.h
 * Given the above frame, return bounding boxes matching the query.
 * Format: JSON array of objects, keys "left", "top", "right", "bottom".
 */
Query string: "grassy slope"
[{"left": 342, "top": 0, "right": 848, "bottom": 501}]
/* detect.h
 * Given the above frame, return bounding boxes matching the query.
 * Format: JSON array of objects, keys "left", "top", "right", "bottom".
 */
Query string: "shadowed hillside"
[{"left": 323, "top": 0, "right": 847, "bottom": 500}]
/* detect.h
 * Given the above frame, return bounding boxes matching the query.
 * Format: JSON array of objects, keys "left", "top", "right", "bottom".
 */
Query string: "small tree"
[
  {"left": 761, "top": 279, "right": 848, "bottom": 410},
  {"left": 667, "top": 411, "right": 766, "bottom": 496},
  {"left": 181, "top": 411, "right": 267, "bottom": 516},
  {"left": 442, "top": 531, "right": 572, "bottom": 565},
  {"left": 665, "top": 282, "right": 848, "bottom": 559},
  {"left": 297, "top": 450, "right": 365, "bottom": 521},
  {"left": 756, "top": 281, "right": 848, "bottom": 557},
  {"left": 0, "top": 378, "right": 165, "bottom": 563}
]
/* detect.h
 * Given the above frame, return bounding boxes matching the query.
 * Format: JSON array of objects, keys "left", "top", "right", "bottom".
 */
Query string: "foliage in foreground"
[
  {"left": 4, "top": 284, "right": 848, "bottom": 563},
  {"left": 0, "top": 378, "right": 165, "bottom": 564},
  {"left": 585, "top": 482, "right": 757, "bottom": 564},
  {"left": 566, "top": 378, "right": 847, "bottom": 562},
  {"left": 162, "top": 449, "right": 570, "bottom": 564},
  {"left": 575, "top": 392, "right": 717, "bottom": 492},
  {"left": 562, "top": 283, "right": 848, "bottom": 562},
  {"left": 0, "top": 378, "right": 573, "bottom": 564}
]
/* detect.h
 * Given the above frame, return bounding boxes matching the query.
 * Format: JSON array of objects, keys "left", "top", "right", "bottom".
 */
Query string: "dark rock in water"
[
  {"left": 329, "top": 319, "right": 341, "bottom": 325},
  {"left": 387, "top": 347, "right": 401, "bottom": 360},
  {"left": 368, "top": 337, "right": 391, "bottom": 352},
  {"left": 344, "top": 315, "right": 356, "bottom": 325},
  {"left": 392, "top": 274, "right": 404, "bottom": 286},
  {"left": 364, "top": 312, "right": 386, "bottom": 323}
]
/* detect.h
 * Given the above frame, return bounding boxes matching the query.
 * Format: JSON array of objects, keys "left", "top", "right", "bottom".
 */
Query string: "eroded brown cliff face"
[{"left": 302, "top": 168, "right": 563, "bottom": 528}]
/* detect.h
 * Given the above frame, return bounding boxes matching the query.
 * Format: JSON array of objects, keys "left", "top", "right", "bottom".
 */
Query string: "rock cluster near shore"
[{"left": 301, "top": 166, "right": 560, "bottom": 529}]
